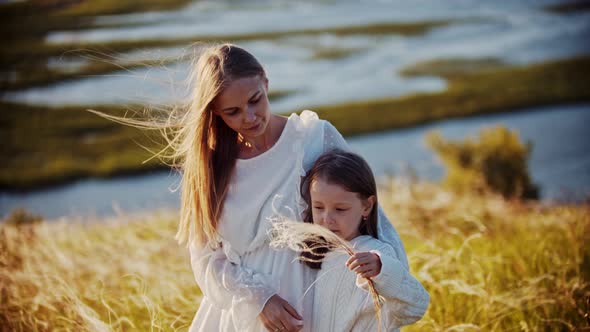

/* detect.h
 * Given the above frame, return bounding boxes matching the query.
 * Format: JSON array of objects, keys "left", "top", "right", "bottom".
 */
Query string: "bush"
[
  {"left": 2, "top": 208, "right": 43, "bottom": 226},
  {"left": 426, "top": 125, "right": 539, "bottom": 199}
]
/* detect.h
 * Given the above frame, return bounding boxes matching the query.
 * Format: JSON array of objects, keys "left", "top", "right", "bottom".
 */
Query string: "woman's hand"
[
  {"left": 259, "top": 294, "right": 303, "bottom": 332},
  {"left": 346, "top": 251, "right": 382, "bottom": 278}
]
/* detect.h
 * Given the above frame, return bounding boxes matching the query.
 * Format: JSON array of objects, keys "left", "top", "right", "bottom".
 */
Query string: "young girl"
[{"left": 300, "top": 149, "right": 430, "bottom": 331}]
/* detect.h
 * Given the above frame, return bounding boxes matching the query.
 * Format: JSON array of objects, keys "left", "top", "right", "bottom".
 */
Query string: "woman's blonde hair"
[{"left": 90, "top": 43, "right": 266, "bottom": 246}]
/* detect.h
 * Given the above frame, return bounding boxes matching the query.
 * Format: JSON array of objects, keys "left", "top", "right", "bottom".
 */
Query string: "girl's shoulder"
[{"left": 352, "top": 235, "right": 396, "bottom": 254}]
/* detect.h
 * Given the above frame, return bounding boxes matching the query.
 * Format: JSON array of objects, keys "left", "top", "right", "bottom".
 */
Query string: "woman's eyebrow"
[
  {"left": 222, "top": 106, "right": 239, "bottom": 112},
  {"left": 221, "top": 91, "right": 262, "bottom": 112},
  {"left": 249, "top": 90, "right": 262, "bottom": 100}
]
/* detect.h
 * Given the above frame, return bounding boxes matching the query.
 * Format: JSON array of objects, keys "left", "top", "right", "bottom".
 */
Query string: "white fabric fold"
[{"left": 188, "top": 110, "right": 411, "bottom": 331}]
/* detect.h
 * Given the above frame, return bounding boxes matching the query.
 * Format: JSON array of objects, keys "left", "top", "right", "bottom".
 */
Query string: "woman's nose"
[{"left": 244, "top": 107, "right": 256, "bottom": 123}]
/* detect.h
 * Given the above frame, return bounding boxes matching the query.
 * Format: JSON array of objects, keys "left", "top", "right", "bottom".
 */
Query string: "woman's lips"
[{"left": 246, "top": 123, "right": 261, "bottom": 131}]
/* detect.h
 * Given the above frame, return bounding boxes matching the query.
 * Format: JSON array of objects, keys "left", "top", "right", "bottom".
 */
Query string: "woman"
[{"left": 110, "top": 43, "right": 411, "bottom": 332}]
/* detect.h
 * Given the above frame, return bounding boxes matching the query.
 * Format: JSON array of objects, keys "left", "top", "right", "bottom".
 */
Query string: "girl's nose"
[{"left": 323, "top": 211, "right": 336, "bottom": 225}]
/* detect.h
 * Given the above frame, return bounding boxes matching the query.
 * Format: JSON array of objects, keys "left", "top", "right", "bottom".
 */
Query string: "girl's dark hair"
[{"left": 300, "top": 148, "right": 379, "bottom": 269}]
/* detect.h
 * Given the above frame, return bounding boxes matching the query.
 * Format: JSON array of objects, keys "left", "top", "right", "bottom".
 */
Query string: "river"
[
  {"left": 3, "top": 0, "right": 590, "bottom": 113},
  {"left": 1, "top": 102, "right": 588, "bottom": 220},
  {"left": 2, "top": 0, "right": 589, "bottom": 219}
]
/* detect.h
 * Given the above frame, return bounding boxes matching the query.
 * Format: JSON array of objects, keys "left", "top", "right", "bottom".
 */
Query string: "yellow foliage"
[
  {"left": 426, "top": 126, "right": 539, "bottom": 199},
  {"left": 1, "top": 183, "right": 588, "bottom": 331}
]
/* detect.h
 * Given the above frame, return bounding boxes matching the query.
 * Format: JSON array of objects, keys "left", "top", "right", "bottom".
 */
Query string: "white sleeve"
[
  {"left": 355, "top": 242, "right": 430, "bottom": 329},
  {"left": 322, "top": 120, "right": 350, "bottom": 152},
  {"left": 189, "top": 241, "right": 277, "bottom": 330},
  {"left": 322, "top": 120, "right": 409, "bottom": 269}
]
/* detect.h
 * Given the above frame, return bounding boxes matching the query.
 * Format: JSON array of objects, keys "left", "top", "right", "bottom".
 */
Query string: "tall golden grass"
[
  {"left": 1, "top": 181, "right": 588, "bottom": 331},
  {"left": 0, "top": 211, "right": 197, "bottom": 332}
]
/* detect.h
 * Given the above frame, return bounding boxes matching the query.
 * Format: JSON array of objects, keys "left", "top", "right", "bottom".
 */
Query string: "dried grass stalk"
[{"left": 269, "top": 221, "right": 384, "bottom": 329}]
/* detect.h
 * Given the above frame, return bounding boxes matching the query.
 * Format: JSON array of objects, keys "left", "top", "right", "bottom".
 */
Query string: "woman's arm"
[
  {"left": 190, "top": 242, "right": 303, "bottom": 331},
  {"left": 189, "top": 243, "right": 276, "bottom": 328}
]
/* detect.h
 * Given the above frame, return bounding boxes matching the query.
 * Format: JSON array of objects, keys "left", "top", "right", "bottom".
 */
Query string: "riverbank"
[
  {"left": 312, "top": 56, "right": 590, "bottom": 136},
  {"left": 2, "top": 56, "right": 589, "bottom": 191},
  {"left": 1, "top": 0, "right": 454, "bottom": 93},
  {"left": 1, "top": 181, "right": 587, "bottom": 330}
]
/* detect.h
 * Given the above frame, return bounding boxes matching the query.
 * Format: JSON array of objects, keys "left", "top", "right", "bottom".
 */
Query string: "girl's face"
[
  {"left": 213, "top": 75, "right": 271, "bottom": 140},
  {"left": 310, "top": 177, "right": 375, "bottom": 241}
]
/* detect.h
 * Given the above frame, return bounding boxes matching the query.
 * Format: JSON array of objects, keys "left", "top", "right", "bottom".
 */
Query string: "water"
[
  {"left": 2, "top": 0, "right": 589, "bottom": 219},
  {"left": 2, "top": 103, "right": 589, "bottom": 220},
  {"left": 3, "top": 0, "right": 590, "bottom": 113}
]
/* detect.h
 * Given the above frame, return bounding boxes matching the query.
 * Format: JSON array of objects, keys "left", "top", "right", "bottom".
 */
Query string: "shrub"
[
  {"left": 2, "top": 208, "right": 43, "bottom": 226},
  {"left": 426, "top": 125, "right": 539, "bottom": 199}
]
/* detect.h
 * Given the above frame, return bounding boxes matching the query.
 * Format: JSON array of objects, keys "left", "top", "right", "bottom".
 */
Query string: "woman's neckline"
[{"left": 236, "top": 113, "right": 294, "bottom": 163}]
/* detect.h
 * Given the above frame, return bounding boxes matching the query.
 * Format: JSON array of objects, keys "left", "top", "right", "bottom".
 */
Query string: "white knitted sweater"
[{"left": 311, "top": 235, "right": 429, "bottom": 332}]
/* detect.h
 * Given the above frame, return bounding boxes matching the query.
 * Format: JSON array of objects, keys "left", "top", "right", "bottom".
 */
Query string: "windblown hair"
[
  {"left": 89, "top": 43, "right": 266, "bottom": 246},
  {"left": 300, "top": 148, "right": 379, "bottom": 268}
]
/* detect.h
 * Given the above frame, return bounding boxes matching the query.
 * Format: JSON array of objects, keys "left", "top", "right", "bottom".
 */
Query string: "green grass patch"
[
  {"left": 0, "top": 88, "right": 294, "bottom": 190},
  {"left": 399, "top": 57, "right": 508, "bottom": 79},
  {"left": 2, "top": 56, "right": 589, "bottom": 190},
  {"left": 312, "top": 56, "right": 590, "bottom": 137},
  {"left": 1, "top": 17, "right": 456, "bottom": 93},
  {"left": 309, "top": 47, "right": 364, "bottom": 61},
  {"left": 0, "top": 102, "right": 167, "bottom": 190},
  {"left": 0, "top": 0, "right": 194, "bottom": 58},
  {"left": 0, "top": 0, "right": 192, "bottom": 93},
  {"left": 55, "top": 0, "right": 194, "bottom": 16},
  {"left": 1, "top": 53, "right": 186, "bottom": 91},
  {"left": 267, "top": 89, "right": 295, "bottom": 102},
  {"left": 1, "top": 20, "right": 455, "bottom": 70}
]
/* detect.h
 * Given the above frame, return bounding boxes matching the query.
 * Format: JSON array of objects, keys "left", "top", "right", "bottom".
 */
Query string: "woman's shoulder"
[
  {"left": 292, "top": 109, "right": 349, "bottom": 170},
  {"left": 289, "top": 110, "right": 324, "bottom": 132},
  {"left": 288, "top": 109, "right": 346, "bottom": 141}
]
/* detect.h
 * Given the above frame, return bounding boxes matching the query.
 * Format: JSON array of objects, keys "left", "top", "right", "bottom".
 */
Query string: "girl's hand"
[
  {"left": 346, "top": 251, "right": 382, "bottom": 278},
  {"left": 259, "top": 294, "right": 303, "bottom": 332}
]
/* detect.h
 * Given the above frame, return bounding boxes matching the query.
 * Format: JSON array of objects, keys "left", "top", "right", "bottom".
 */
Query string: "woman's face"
[
  {"left": 310, "top": 177, "right": 375, "bottom": 241},
  {"left": 213, "top": 75, "right": 271, "bottom": 139}
]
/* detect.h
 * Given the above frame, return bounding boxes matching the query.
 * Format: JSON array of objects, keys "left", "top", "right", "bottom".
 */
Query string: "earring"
[{"left": 362, "top": 216, "right": 367, "bottom": 222}]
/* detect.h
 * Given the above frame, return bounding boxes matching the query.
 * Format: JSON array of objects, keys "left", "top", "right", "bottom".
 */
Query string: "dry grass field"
[{"left": 1, "top": 181, "right": 588, "bottom": 331}]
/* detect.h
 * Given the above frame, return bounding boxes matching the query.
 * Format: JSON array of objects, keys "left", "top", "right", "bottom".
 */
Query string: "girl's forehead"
[{"left": 310, "top": 178, "right": 357, "bottom": 199}]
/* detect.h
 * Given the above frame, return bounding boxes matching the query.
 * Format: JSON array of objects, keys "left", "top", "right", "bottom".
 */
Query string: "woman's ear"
[
  {"left": 262, "top": 75, "right": 269, "bottom": 91},
  {"left": 362, "top": 195, "right": 376, "bottom": 216},
  {"left": 210, "top": 101, "right": 220, "bottom": 116}
]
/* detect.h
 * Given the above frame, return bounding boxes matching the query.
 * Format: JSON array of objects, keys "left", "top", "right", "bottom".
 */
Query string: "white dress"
[
  {"left": 311, "top": 236, "right": 430, "bottom": 332},
  {"left": 188, "top": 111, "right": 409, "bottom": 332}
]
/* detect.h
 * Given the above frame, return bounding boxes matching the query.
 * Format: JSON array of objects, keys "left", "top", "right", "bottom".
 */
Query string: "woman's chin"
[{"left": 252, "top": 121, "right": 271, "bottom": 137}]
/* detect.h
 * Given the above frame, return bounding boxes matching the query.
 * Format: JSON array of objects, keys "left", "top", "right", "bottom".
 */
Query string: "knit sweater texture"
[{"left": 311, "top": 235, "right": 429, "bottom": 331}]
